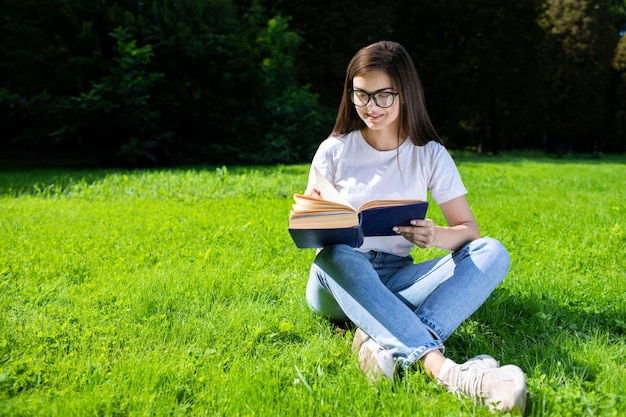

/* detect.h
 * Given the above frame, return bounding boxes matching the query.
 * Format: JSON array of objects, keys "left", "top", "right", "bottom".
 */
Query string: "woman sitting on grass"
[{"left": 303, "top": 41, "right": 527, "bottom": 414}]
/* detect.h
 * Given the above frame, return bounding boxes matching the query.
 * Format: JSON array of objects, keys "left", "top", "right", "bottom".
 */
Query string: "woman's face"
[{"left": 352, "top": 70, "right": 400, "bottom": 134}]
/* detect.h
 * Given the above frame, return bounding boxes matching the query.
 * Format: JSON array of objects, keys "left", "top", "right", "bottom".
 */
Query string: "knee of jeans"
[
  {"left": 318, "top": 244, "right": 354, "bottom": 259},
  {"left": 315, "top": 244, "right": 358, "bottom": 269},
  {"left": 475, "top": 237, "right": 511, "bottom": 276},
  {"left": 314, "top": 244, "right": 368, "bottom": 288},
  {"left": 306, "top": 268, "right": 349, "bottom": 321}
]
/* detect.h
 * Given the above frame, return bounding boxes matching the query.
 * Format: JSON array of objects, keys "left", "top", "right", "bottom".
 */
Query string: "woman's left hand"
[
  {"left": 393, "top": 196, "right": 480, "bottom": 252},
  {"left": 394, "top": 219, "right": 437, "bottom": 249}
]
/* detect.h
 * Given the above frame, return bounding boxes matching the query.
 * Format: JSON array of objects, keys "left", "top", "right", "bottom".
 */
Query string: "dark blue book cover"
[{"left": 289, "top": 201, "right": 428, "bottom": 248}]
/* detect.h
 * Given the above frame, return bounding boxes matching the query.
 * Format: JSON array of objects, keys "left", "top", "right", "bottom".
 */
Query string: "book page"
[
  {"left": 288, "top": 212, "right": 358, "bottom": 229},
  {"left": 292, "top": 194, "right": 356, "bottom": 213},
  {"left": 314, "top": 167, "right": 354, "bottom": 209},
  {"left": 359, "top": 199, "right": 424, "bottom": 211}
]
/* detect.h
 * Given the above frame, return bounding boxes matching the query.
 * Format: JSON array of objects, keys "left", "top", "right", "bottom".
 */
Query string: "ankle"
[{"left": 421, "top": 350, "right": 448, "bottom": 378}]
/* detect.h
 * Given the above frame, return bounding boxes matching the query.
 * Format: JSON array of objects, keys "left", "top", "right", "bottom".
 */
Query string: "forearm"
[
  {"left": 394, "top": 196, "right": 480, "bottom": 251},
  {"left": 433, "top": 222, "right": 480, "bottom": 252}
]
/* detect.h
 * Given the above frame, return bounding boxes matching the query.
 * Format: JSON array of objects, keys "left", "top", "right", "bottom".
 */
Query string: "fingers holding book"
[
  {"left": 304, "top": 185, "right": 322, "bottom": 199},
  {"left": 393, "top": 219, "right": 436, "bottom": 249}
]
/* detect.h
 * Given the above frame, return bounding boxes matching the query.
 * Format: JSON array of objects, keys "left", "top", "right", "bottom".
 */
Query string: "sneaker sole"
[
  {"left": 358, "top": 339, "right": 397, "bottom": 382},
  {"left": 351, "top": 328, "right": 370, "bottom": 354},
  {"left": 352, "top": 329, "right": 397, "bottom": 382},
  {"left": 487, "top": 364, "right": 527, "bottom": 414}
]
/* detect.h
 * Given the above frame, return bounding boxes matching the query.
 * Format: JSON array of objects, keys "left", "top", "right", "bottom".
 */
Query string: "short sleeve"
[
  {"left": 307, "top": 136, "right": 343, "bottom": 189},
  {"left": 426, "top": 144, "right": 468, "bottom": 204}
]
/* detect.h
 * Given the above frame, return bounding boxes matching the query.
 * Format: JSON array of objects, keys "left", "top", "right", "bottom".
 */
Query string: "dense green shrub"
[
  {"left": 1, "top": 0, "right": 624, "bottom": 165},
  {"left": 53, "top": 27, "right": 166, "bottom": 164},
  {"left": 0, "top": 0, "right": 332, "bottom": 166}
]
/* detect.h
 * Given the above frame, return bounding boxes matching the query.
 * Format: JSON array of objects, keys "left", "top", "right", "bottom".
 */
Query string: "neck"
[{"left": 361, "top": 128, "right": 406, "bottom": 151}]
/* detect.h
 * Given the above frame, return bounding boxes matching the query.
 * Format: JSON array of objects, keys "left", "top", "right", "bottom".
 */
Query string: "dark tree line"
[
  {"left": 1, "top": 0, "right": 625, "bottom": 166},
  {"left": 269, "top": 0, "right": 626, "bottom": 155},
  {"left": 1, "top": 0, "right": 333, "bottom": 165}
]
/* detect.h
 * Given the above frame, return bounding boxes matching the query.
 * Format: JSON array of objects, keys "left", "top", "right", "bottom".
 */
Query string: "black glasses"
[{"left": 350, "top": 89, "right": 399, "bottom": 108}]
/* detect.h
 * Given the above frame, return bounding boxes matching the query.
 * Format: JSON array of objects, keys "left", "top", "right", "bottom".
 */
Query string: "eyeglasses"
[{"left": 350, "top": 89, "right": 399, "bottom": 108}]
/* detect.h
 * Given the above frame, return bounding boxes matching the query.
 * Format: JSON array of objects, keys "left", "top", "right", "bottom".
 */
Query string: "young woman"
[{"left": 304, "top": 41, "right": 526, "bottom": 413}]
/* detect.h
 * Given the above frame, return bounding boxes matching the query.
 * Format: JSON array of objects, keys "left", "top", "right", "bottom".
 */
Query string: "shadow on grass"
[
  {"left": 451, "top": 151, "right": 626, "bottom": 165},
  {"left": 0, "top": 162, "right": 308, "bottom": 197},
  {"left": 0, "top": 167, "right": 113, "bottom": 196},
  {"left": 445, "top": 286, "right": 625, "bottom": 415}
]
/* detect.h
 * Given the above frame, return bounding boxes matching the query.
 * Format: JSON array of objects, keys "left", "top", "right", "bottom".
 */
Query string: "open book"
[{"left": 288, "top": 168, "right": 428, "bottom": 248}]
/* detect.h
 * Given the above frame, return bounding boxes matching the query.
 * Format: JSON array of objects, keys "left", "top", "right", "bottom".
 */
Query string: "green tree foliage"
[
  {"left": 392, "top": 0, "right": 545, "bottom": 154},
  {"left": 263, "top": 0, "right": 625, "bottom": 155},
  {"left": 60, "top": 27, "right": 165, "bottom": 164},
  {"left": 255, "top": 17, "right": 335, "bottom": 163},
  {"left": 609, "top": 0, "right": 626, "bottom": 32},
  {"left": 0, "top": 0, "right": 106, "bottom": 148},
  {"left": 1, "top": 0, "right": 625, "bottom": 165},
  {"left": 611, "top": 34, "right": 626, "bottom": 150},
  {"left": 0, "top": 0, "right": 330, "bottom": 165},
  {"left": 539, "top": 0, "right": 618, "bottom": 153}
]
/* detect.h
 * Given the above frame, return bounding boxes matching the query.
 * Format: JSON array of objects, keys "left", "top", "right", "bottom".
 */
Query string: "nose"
[{"left": 366, "top": 97, "right": 379, "bottom": 109}]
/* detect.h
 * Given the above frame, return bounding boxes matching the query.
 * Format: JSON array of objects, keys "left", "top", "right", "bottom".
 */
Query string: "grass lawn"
[{"left": 0, "top": 154, "right": 624, "bottom": 416}]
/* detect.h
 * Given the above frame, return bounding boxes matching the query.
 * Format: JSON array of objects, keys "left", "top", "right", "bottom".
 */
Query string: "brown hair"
[{"left": 331, "top": 41, "right": 441, "bottom": 146}]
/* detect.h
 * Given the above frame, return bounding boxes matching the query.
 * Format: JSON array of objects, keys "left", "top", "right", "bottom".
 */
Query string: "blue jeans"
[{"left": 306, "top": 237, "right": 510, "bottom": 368}]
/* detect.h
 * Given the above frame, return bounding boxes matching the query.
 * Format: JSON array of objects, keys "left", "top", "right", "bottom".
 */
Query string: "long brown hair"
[{"left": 331, "top": 41, "right": 441, "bottom": 146}]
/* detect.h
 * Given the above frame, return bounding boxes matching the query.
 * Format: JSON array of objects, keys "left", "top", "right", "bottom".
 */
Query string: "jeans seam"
[{"left": 419, "top": 316, "right": 446, "bottom": 342}]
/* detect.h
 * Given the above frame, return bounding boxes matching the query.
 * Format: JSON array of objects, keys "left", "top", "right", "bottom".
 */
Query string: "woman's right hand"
[{"left": 304, "top": 185, "right": 322, "bottom": 199}]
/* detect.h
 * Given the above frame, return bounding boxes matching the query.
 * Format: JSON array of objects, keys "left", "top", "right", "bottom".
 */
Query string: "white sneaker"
[
  {"left": 466, "top": 354, "right": 500, "bottom": 369},
  {"left": 351, "top": 328, "right": 370, "bottom": 354},
  {"left": 352, "top": 328, "right": 397, "bottom": 382},
  {"left": 438, "top": 358, "right": 526, "bottom": 414}
]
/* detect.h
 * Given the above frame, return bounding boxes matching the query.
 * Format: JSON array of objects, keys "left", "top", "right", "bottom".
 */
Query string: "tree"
[
  {"left": 391, "top": 0, "right": 545, "bottom": 153},
  {"left": 539, "top": 0, "right": 618, "bottom": 153},
  {"left": 610, "top": 33, "right": 626, "bottom": 152},
  {"left": 2, "top": 0, "right": 624, "bottom": 163},
  {"left": 1, "top": 0, "right": 331, "bottom": 165},
  {"left": 256, "top": 0, "right": 397, "bottom": 109},
  {"left": 0, "top": 0, "right": 107, "bottom": 152},
  {"left": 60, "top": 27, "right": 165, "bottom": 165}
]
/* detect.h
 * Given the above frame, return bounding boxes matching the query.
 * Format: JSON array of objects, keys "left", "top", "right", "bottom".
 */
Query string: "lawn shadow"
[
  {"left": 445, "top": 286, "right": 625, "bottom": 415},
  {"left": 451, "top": 151, "right": 626, "bottom": 166},
  {"left": 0, "top": 165, "right": 116, "bottom": 196}
]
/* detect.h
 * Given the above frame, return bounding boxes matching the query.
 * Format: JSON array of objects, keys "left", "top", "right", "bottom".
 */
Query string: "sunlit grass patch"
[{"left": 1, "top": 156, "right": 624, "bottom": 416}]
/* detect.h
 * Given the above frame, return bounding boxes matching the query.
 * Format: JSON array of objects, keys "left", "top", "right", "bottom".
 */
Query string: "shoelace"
[{"left": 449, "top": 363, "right": 487, "bottom": 400}]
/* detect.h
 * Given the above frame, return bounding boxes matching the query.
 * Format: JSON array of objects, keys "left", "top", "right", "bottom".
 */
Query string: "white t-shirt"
[{"left": 308, "top": 130, "right": 467, "bottom": 257}]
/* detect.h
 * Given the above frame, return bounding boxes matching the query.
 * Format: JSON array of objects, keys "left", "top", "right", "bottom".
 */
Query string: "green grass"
[{"left": 0, "top": 155, "right": 624, "bottom": 416}]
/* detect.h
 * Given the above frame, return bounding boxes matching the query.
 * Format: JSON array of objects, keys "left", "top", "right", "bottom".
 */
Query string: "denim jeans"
[{"left": 306, "top": 237, "right": 510, "bottom": 368}]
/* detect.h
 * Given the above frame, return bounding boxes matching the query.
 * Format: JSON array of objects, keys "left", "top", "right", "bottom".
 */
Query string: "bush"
[
  {"left": 1, "top": 0, "right": 331, "bottom": 166},
  {"left": 53, "top": 27, "right": 167, "bottom": 165}
]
